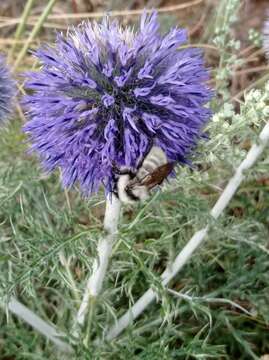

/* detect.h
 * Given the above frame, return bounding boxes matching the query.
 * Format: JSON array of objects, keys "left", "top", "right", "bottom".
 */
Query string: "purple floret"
[
  {"left": 0, "top": 56, "right": 15, "bottom": 124},
  {"left": 23, "top": 11, "right": 213, "bottom": 196}
]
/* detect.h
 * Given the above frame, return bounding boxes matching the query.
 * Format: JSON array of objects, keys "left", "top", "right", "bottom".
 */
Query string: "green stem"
[
  {"left": 8, "top": 0, "right": 37, "bottom": 61},
  {"left": 59, "top": 251, "right": 81, "bottom": 306},
  {"left": 83, "top": 297, "right": 96, "bottom": 347},
  {"left": 12, "top": 0, "right": 57, "bottom": 72}
]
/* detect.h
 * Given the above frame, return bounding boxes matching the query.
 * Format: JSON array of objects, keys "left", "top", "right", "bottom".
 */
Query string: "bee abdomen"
[{"left": 137, "top": 146, "right": 167, "bottom": 180}]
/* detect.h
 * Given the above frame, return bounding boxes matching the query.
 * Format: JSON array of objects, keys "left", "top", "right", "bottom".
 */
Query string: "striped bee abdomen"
[{"left": 137, "top": 146, "right": 167, "bottom": 180}]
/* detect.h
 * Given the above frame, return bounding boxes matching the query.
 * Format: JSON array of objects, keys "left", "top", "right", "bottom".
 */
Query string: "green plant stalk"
[
  {"left": 83, "top": 297, "right": 96, "bottom": 347},
  {"left": 12, "top": 0, "right": 57, "bottom": 72},
  {"left": 59, "top": 250, "right": 81, "bottom": 306},
  {"left": 8, "top": 0, "right": 37, "bottom": 61}
]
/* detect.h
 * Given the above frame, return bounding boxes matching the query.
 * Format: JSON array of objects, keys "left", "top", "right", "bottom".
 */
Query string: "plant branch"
[
  {"left": 167, "top": 289, "right": 252, "bottom": 316},
  {"left": 1, "top": 297, "right": 73, "bottom": 353},
  {"left": 76, "top": 195, "right": 121, "bottom": 327},
  {"left": 106, "top": 121, "right": 269, "bottom": 340},
  {"left": 59, "top": 251, "right": 80, "bottom": 306}
]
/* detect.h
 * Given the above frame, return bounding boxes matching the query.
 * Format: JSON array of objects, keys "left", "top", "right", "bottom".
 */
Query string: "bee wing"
[{"left": 138, "top": 163, "right": 174, "bottom": 190}]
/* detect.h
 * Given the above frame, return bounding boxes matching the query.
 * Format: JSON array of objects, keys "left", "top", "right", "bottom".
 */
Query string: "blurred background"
[{"left": 1, "top": 0, "right": 269, "bottom": 96}]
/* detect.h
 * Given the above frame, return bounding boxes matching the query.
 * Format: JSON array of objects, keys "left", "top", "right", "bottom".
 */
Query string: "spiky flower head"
[
  {"left": 23, "top": 11, "right": 212, "bottom": 196},
  {"left": 0, "top": 55, "right": 15, "bottom": 124}
]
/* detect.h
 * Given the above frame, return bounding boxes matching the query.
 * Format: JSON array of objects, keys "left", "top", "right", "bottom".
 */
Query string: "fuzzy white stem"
[
  {"left": 106, "top": 122, "right": 269, "bottom": 341},
  {"left": 76, "top": 195, "right": 121, "bottom": 326},
  {"left": 2, "top": 297, "right": 73, "bottom": 353}
]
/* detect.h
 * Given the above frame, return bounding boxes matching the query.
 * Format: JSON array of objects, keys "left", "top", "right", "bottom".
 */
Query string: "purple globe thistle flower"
[
  {"left": 0, "top": 55, "right": 15, "bottom": 124},
  {"left": 23, "top": 11, "right": 212, "bottom": 196}
]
